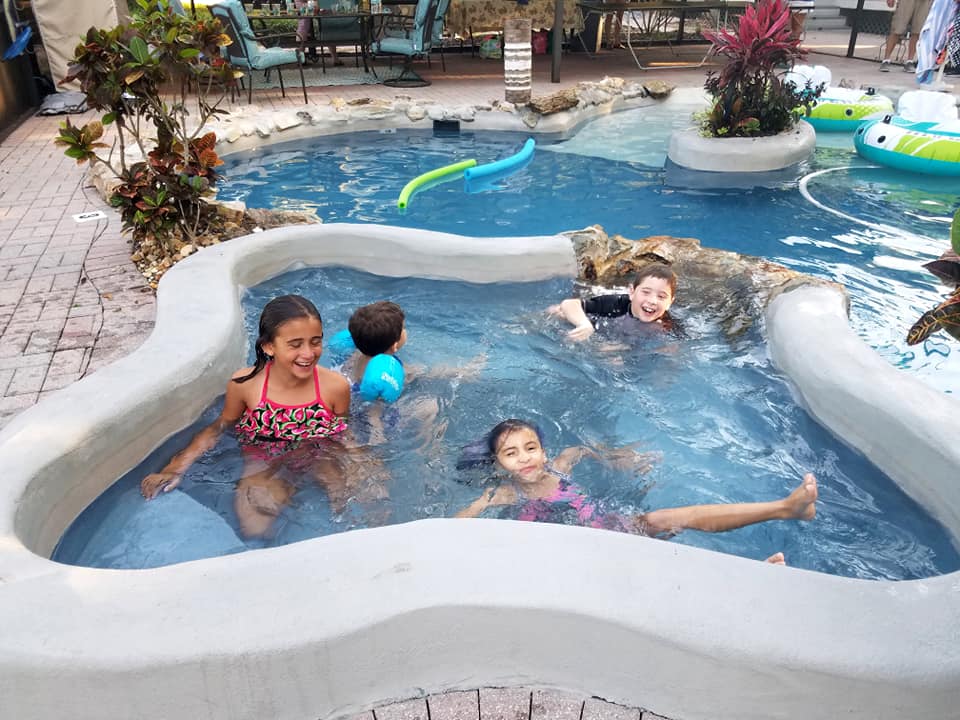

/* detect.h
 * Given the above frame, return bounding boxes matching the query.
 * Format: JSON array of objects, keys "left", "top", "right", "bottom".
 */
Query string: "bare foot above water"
[{"left": 785, "top": 473, "right": 818, "bottom": 521}]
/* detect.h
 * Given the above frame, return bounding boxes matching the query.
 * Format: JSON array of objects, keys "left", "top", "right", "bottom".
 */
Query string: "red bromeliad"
[{"left": 701, "top": 0, "right": 817, "bottom": 137}]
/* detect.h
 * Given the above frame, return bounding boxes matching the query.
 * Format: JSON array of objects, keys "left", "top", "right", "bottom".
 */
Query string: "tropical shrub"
[
  {"left": 55, "top": 0, "right": 236, "bottom": 255},
  {"left": 700, "top": 0, "right": 820, "bottom": 138},
  {"left": 906, "top": 209, "right": 960, "bottom": 345}
]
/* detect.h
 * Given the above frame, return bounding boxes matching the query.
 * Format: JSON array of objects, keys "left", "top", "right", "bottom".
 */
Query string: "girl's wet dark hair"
[
  {"left": 233, "top": 295, "right": 322, "bottom": 384},
  {"left": 456, "top": 419, "right": 544, "bottom": 470}
]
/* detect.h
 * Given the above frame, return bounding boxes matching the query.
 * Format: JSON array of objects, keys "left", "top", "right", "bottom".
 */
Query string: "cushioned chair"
[
  {"left": 430, "top": 0, "right": 452, "bottom": 71},
  {"left": 210, "top": 0, "right": 308, "bottom": 103},
  {"left": 371, "top": 0, "right": 440, "bottom": 87},
  {"left": 381, "top": 0, "right": 450, "bottom": 71}
]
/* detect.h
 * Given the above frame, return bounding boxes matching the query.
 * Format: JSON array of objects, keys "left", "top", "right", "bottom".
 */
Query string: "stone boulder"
[{"left": 565, "top": 225, "right": 846, "bottom": 338}]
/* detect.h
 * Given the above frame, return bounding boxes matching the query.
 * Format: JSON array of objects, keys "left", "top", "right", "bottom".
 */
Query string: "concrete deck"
[{"left": 0, "top": 34, "right": 930, "bottom": 430}]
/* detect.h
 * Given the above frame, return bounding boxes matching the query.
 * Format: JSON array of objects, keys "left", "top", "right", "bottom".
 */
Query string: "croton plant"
[{"left": 701, "top": 0, "right": 821, "bottom": 138}]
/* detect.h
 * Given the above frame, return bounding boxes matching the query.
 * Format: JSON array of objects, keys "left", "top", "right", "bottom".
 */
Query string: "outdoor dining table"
[
  {"left": 576, "top": 0, "right": 749, "bottom": 70},
  {"left": 248, "top": 10, "right": 383, "bottom": 73},
  {"left": 445, "top": 0, "right": 584, "bottom": 39}
]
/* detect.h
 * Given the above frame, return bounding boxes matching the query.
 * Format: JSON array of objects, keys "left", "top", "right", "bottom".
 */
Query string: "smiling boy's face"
[{"left": 628, "top": 276, "right": 674, "bottom": 323}]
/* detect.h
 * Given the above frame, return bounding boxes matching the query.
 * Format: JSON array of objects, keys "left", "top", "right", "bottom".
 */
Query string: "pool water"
[
  {"left": 54, "top": 267, "right": 960, "bottom": 580},
  {"left": 217, "top": 93, "right": 960, "bottom": 392}
]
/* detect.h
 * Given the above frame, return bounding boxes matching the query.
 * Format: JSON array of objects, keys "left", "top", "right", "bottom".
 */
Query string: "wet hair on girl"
[
  {"left": 456, "top": 419, "right": 544, "bottom": 470},
  {"left": 234, "top": 295, "right": 322, "bottom": 384}
]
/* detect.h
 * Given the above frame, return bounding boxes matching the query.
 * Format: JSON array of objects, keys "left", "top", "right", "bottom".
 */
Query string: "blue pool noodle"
[{"left": 464, "top": 138, "right": 536, "bottom": 193}]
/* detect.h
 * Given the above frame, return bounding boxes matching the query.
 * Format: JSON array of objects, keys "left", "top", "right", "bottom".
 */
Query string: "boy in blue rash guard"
[{"left": 548, "top": 264, "right": 678, "bottom": 341}]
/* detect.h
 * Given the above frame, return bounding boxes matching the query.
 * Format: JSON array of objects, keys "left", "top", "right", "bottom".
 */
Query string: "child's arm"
[
  {"left": 406, "top": 352, "right": 487, "bottom": 384},
  {"left": 552, "top": 445, "right": 600, "bottom": 474},
  {"left": 547, "top": 298, "right": 595, "bottom": 341},
  {"left": 140, "top": 371, "right": 250, "bottom": 500},
  {"left": 320, "top": 367, "right": 351, "bottom": 416},
  {"left": 554, "top": 444, "right": 661, "bottom": 475},
  {"left": 455, "top": 484, "right": 517, "bottom": 518}
]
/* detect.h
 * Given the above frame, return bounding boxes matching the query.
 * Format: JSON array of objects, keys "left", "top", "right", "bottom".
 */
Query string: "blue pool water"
[
  {"left": 54, "top": 267, "right": 960, "bottom": 580},
  {"left": 53, "top": 99, "right": 960, "bottom": 577},
  {"left": 217, "top": 96, "right": 960, "bottom": 392}
]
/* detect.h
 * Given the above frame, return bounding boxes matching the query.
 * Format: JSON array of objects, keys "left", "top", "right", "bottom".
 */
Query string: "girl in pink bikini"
[
  {"left": 455, "top": 419, "right": 819, "bottom": 564},
  {"left": 141, "top": 295, "right": 383, "bottom": 538}
]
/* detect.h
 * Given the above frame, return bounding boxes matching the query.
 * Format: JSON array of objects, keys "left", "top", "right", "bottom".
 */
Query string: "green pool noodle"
[{"left": 397, "top": 158, "right": 478, "bottom": 209}]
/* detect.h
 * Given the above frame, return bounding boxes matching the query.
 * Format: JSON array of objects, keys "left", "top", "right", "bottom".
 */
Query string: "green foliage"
[
  {"left": 56, "top": 0, "right": 236, "bottom": 251},
  {"left": 700, "top": 0, "right": 822, "bottom": 138},
  {"left": 952, "top": 209, "right": 960, "bottom": 256}
]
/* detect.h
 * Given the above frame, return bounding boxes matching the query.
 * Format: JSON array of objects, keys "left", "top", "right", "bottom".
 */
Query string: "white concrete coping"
[
  {"left": 667, "top": 122, "right": 816, "bottom": 172},
  {"left": 1, "top": 225, "right": 959, "bottom": 720}
]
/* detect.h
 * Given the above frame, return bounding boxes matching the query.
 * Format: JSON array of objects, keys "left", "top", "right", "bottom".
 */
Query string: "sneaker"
[
  {"left": 904, "top": 59, "right": 918, "bottom": 72},
  {"left": 879, "top": 59, "right": 892, "bottom": 72}
]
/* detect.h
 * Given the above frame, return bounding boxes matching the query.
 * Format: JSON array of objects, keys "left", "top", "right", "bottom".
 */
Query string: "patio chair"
[
  {"left": 380, "top": 0, "right": 450, "bottom": 70},
  {"left": 210, "top": 0, "right": 308, "bottom": 103},
  {"left": 430, "top": 0, "right": 452, "bottom": 71},
  {"left": 371, "top": 0, "right": 440, "bottom": 87}
]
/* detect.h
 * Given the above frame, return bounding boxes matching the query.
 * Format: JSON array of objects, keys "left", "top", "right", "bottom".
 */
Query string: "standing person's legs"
[
  {"left": 905, "top": 0, "right": 932, "bottom": 63},
  {"left": 882, "top": 32, "right": 902, "bottom": 64},
  {"left": 884, "top": 0, "right": 914, "bottom": 62},
  {"left": 790, "top": 11, "right": 807, "bottom": 41},
  {"left": 636, "top": 473, "right": 818, "bottom": 536}
]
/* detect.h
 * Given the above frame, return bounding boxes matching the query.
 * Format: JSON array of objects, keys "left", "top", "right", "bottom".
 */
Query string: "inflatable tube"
[
  {"left": 464, "top": 138, "right": 536, "bottom": 193},
  {"left": 854, "top": 116, "right": 960, "bottom": 176},
  {"left": 804, "top": 88, "right": 894, "bottom": 132},
  {"left": 397, "top": 159, "right": 477, "bottom": 209}
]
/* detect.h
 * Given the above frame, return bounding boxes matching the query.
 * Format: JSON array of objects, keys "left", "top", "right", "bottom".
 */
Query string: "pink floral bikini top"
[{"left": 235, "top": 362, "right": 347, "bottom": 445}]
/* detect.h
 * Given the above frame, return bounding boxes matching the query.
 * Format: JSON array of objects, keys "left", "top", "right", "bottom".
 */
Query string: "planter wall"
[{"left": 667, "top": 122, "right": 816, "bottom": 172}]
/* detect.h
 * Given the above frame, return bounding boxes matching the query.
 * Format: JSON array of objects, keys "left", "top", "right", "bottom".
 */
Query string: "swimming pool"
[
  {"left": 53, "top": 263, "right": 960, "bottom": 579},
  {"left": 218, "top": 93, "right": 960, "bottom": 392},
  {"left": 6, "top": 222, "right": 959, "bottom": 720}
]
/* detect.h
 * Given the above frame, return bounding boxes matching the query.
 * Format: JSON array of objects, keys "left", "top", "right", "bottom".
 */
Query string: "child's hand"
[
  {"left": 141, "top": 472, "right": 182, "bottom": 499},
  {"left": 567, "top": 323, "right": 595, "bottom": 341},
  {"left": 599, "top": 445, "right": 662, "bottom": 475},
  {"left": 546, "top": 304, "right": 564, "bottom": 317},
  {"left": 459, "top": 352, "right": 487, "bottom": 380}
]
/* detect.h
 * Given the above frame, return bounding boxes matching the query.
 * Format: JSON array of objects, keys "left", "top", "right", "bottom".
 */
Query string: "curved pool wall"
[{"left": 1, "top": 224, "right": 960, "bottom": 720}]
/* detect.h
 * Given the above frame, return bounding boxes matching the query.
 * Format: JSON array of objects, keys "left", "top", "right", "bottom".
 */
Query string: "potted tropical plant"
[
  {"left": 667, "top": 0, "right": 822, "bottom": 173},
  {"left": 54, "top": 0, "right": 237, "bottom": 283},
  {"left": 907, "top": 210, "right": 960, "bottom": 345}
]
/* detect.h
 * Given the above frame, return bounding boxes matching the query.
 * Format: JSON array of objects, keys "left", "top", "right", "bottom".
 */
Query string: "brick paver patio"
[{"left": 344, "top": 688, "right": 669, "bottom": 720}]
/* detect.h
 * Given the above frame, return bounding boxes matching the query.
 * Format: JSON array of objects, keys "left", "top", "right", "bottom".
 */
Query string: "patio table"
[
  {"left": 249, "top": 10, "right": 380, "bottom": 73},
  {"left": 576, "top": 0, "right": 749, "bottom": 69},
  {"left": 446, "top": 0, "right": 584, "bottom": 39}
]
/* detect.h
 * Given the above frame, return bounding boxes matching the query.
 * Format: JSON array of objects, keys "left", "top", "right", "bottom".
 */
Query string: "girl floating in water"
[
  {"left": 141, "top": 294, "right": 385, "bottom": 538},
  {"left": 456, "top": 419, "right": 817, "bottom": 563}
]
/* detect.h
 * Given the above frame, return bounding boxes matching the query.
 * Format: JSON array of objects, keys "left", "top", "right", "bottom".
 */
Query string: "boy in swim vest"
[
  {"left": 548, "top": 263, "right": 678, "bottom": 341},
  {"left": 340, "top": 301, "right": 408, "bottom": 402}
]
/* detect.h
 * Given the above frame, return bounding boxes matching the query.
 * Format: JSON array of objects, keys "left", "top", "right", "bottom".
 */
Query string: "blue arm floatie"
[
  {"left": 327, "top": 328, "right": 357, "bottom": 364},
  {"left": 359, "top": 354, "right": 405, "bottom": 403}
]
